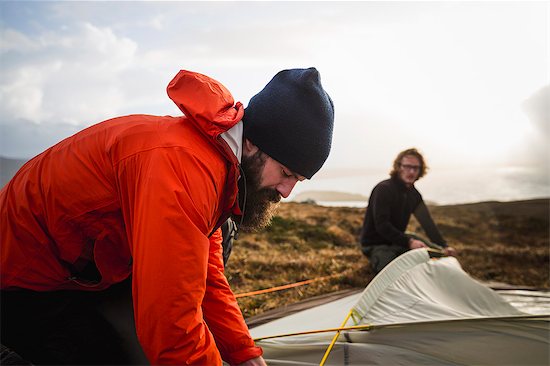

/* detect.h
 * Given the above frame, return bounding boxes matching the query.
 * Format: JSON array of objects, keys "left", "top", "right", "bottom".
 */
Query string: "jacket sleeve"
[
  {"left": 370, "top": 184, "right": 410, "bottom": 247},
  {"left": 116, "top": 147, "right": 225, "bottom": 365},
  {"left": 203, "top": 229, "right": 263, "bottom": 365},
  {"left": 413, "top": 201, "right": 447, "bottom": 247}
]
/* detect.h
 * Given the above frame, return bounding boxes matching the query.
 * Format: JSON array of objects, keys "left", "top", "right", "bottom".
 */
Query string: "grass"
[{"left": 225, "top": 199, "right": 550, "bottom": 318}]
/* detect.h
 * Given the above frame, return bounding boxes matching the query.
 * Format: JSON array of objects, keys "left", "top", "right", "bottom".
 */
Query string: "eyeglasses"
[{"left": 400, "top": 164, "right": 421, "bottom": 172}]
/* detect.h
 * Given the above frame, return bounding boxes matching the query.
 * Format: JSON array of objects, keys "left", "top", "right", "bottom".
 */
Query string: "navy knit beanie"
[{"left": 242, "top": 67, "right": 334, "bottom": 179}]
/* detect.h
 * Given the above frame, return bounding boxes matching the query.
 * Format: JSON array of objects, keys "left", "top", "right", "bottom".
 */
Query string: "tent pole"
[{"left": 253, "top": 324, "right": 372, "bottom": 342}]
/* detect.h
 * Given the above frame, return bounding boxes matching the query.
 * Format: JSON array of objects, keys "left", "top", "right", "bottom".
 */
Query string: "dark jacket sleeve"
[
  {"left": 413, "top": 201, "right": 447, "bottom": 247},
  {"left": 370, "top": 184, "right": 410, "bottom": 248},
  {"left": 359, "top": 209, "right": 370, "bottom": 246}
]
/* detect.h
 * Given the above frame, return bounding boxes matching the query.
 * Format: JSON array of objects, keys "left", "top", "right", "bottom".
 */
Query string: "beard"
[{"left": 233, "top": 150, "right": 281, "bottom": 232}]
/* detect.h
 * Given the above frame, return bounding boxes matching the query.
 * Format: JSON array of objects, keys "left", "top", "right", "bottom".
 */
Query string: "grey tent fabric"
[{"left": 251, "top": 249, "right": 550, "bottom": 365}]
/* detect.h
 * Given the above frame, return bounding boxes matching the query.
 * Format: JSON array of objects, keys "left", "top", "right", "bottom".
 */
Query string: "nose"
[{"left": 276, "top": 179, "right": 298, "bottom": 198}]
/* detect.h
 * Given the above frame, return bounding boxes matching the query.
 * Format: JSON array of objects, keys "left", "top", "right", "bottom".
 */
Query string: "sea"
[{"left": 287, "top": 165, "right": 550, "bottom": 207}]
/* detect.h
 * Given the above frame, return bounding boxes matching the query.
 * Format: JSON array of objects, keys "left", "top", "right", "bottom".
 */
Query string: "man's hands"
[
  {"left": 409, "top": 238, "right": 458, "bottom": 257},
  {"left": 408, "top": 238, "right": 428, "bottom": 250},
  {"left": 237, "top": 356, "right": 267, "bottom": 366},
  {"left": 443, "top": 246, "right": 457, "bottom": 257}
]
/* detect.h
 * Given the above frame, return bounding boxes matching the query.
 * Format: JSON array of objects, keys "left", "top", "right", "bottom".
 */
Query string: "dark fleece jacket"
[{"left": 360, "top": 176, "right": 447, "bottom": 248}]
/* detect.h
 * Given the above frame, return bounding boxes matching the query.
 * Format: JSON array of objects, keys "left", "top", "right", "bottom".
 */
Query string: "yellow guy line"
[{"left": 319, "top": 309, "right": 353, "bottom": 366}]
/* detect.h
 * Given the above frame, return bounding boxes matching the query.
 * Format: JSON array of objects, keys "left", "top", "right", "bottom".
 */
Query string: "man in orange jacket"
[{"left": 0, "top": 68, "right": 334, "bottom": 365}]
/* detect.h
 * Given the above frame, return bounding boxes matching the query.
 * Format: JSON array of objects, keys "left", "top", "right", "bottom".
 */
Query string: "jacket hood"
[
  {"left": 168, "top": 70, "right": 244, "bottom": 219},
  {"left": 167, "top": 70, "right": 244, "bottom": 138}
]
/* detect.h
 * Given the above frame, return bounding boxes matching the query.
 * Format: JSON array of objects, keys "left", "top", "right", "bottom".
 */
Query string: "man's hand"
[
  {"left": 237, "top": 356, "right": 267, "bottom": 366},
  {"left": 444, "top": 246, "right": 457, "bottom": 257},
  {"left": 408, "top": 238, "right": 428, "bottom": 250}
]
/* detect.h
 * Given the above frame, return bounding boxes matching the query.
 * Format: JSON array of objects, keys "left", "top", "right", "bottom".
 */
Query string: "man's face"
[
  {"left": 236, "top": 148, "right": 304, "bottom": 232},
  {"left": 258, "top": 154, "right": 305, "bottom": 199},
  {"left": 398, "top": 155, "right": 421, "bottom": 186}
]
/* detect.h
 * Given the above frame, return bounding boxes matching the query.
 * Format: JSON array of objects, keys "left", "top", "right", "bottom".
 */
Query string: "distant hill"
[
  {"left": 293, "top": 190, "right": 369, "bottom": 202},
  {"left": 0, "top": 156, "right": 27, "bottom": 188}
]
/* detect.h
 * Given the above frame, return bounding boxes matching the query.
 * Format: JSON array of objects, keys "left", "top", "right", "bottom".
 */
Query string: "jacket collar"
[{"left": 391, "top": 175, "right": 414, "bottom": 191}]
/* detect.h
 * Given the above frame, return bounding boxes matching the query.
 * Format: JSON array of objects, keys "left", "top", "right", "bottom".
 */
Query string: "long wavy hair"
[{"left": 389, "top": 148, "right": 428, "bottom": 180}]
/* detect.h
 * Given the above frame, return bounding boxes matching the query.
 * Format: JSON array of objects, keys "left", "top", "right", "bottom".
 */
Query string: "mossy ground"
[{"left": 225, "top": 199, "right": 549, "bottom": 318}]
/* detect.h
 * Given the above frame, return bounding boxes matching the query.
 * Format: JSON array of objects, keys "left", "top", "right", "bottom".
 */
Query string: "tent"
[{"left": 250, "top": 249, "right": 550, "bottom": 365}]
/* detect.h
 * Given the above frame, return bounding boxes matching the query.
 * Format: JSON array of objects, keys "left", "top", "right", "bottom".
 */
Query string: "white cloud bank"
[
  {"left": 0, "top": 22, "right": 139, "bottom": 125},
  {"left": 0, "top": 1, "right": 547, "bottom": 185}
]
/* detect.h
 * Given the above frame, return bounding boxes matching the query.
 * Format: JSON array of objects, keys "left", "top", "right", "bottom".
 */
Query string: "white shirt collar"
[{"left": 220, "top": 120, "right": 243, "bottom": 163}]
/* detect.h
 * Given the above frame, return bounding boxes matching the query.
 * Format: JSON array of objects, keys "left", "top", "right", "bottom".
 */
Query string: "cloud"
[
  {"left": 0, "top": 22, "right": 140, "bottom": 126},
  {"left": 519, "top": 84, "right": 550, "bottom": 170},
  {"left": 1, "top": 0, "right": 547, "bottom": 181},
  {"left": 0, "top": 118, "right": 80, "bottom": 159},
  {"left": 0, "top": 65, "right": 47, "bottom": 122},
  {"left": 522, "top": 84, "right": 550, "bottom": 137},
  {"left": 0, "top": 28, "right": 39, "bottom": 52}
]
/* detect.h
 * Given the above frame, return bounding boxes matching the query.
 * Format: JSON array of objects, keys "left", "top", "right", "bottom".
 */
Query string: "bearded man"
[{"left": 0, "top": 68, "right": 334, "bottom": 366}]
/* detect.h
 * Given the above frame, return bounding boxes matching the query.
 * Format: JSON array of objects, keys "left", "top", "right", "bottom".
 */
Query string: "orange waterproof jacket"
[{"left": 0, "top": 71, "right": 262, "bottom": 365}]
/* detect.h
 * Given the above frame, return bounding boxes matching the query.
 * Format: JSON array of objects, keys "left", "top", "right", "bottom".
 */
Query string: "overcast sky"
[{"left": 0, "top": 1, "right": 548, "bottom": 201}]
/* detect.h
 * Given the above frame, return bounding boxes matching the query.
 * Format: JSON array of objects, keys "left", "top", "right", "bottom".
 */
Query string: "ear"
[{"left": 242, "top": 138, "right": 259, "bottom": 157}]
